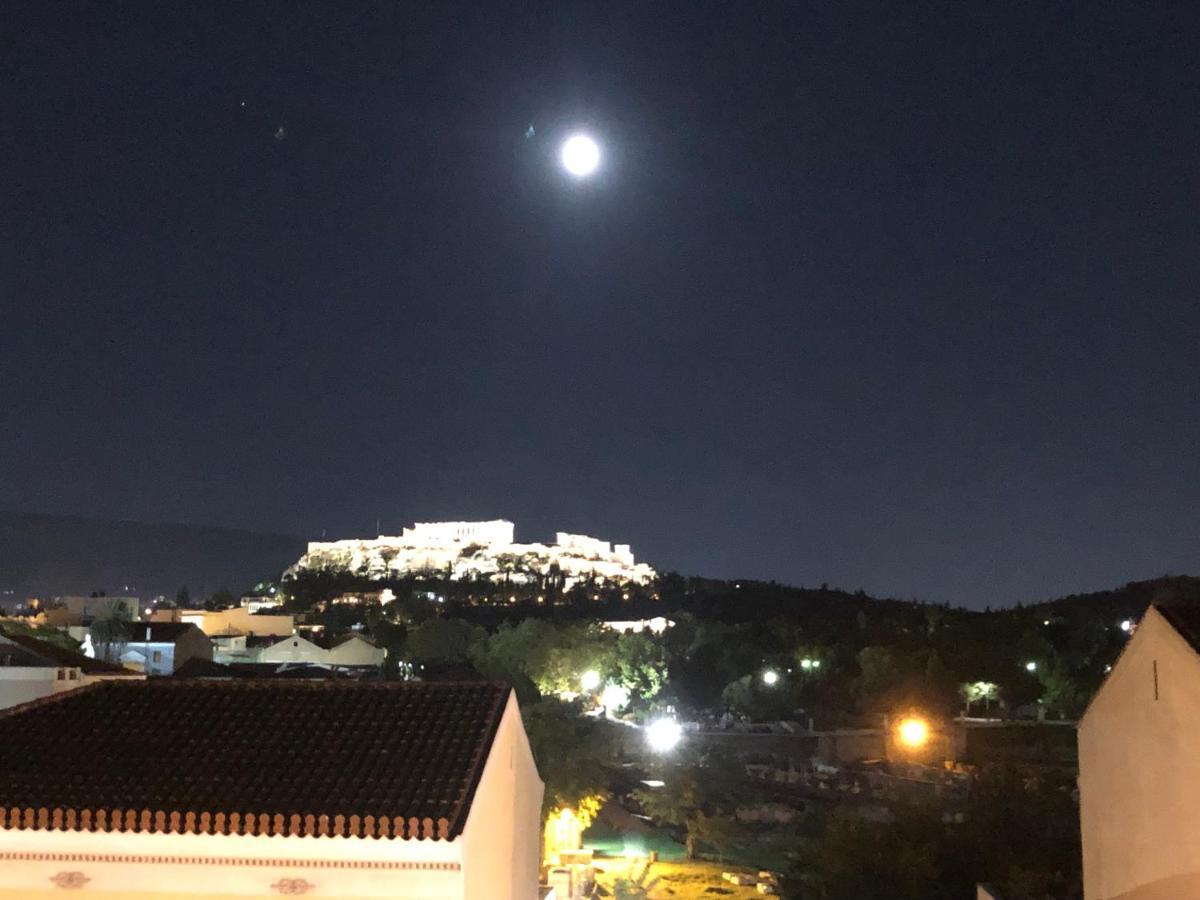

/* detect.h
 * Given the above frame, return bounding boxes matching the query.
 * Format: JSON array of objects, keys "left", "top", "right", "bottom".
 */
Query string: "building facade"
[
  {"left": 1079, "top": 604, "right": 1200, "bottom": 899},
  {"left": 0, "top": 680, "right": 542, "bottom": 899},
  {"left": 98, "top": 623, "right": 213, "bottom": 676},
  {"left": 0, "top": 632, "right": 140, "bottom": 710}
]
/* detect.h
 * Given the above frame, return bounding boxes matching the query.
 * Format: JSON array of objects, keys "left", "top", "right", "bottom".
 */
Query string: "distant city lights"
[{"left": 799, "top": 658, "right": 821, "bottom": 671}]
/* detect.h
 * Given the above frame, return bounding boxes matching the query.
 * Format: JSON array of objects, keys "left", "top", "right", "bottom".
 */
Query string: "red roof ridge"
[{"left": 0, "top": 681, "right": 112, "bottom": 722}]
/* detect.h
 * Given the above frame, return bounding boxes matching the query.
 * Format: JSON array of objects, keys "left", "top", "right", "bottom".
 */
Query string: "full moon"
[{"left": 561, "top": 134, "right": 600, "bottom": 177}]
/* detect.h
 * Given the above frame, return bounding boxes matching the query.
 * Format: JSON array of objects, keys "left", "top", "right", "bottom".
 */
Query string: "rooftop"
[
  {"left": 0, "top": 679, "right": 510, "bottom": 840},
  {"left": 127, "top": 621, "right": 203, "bottom": 642},
  {"left": 0, "top": 631, "right": 137, "bottom": 676}
]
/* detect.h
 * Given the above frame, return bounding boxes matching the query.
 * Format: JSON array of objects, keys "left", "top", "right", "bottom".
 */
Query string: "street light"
[
  {"left": 896, "top": 716, "right": 930, "bottom": 749},
  {"left": 580, "top": 670, "right": 601, "bottom": 692},
  {"left": 601, "top": 684, "right": 630, "bottom": 711},
  {"left": 646, "top": 718, "right": 683, "bottom": 753},
  {"left": 761, "top": 669, "right": 779, "bottom": 686},
  {"left": 1025, "top": 661, "right": 1038, "bottom": 673}
]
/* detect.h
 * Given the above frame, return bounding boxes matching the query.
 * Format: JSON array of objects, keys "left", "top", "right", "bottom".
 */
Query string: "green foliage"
[
  {"left": 634, "top": 758, "right": 743, "bottom": 860},
  {"left": 0, "top": 619, "right": 81, "bottom": 652},
  {"left": 89, "top": 599, "right": 134, "bottom": 662},
  {"left": 204, "top": 588, "right": 236, "bottom": 610},
  {"left": 523, "top": 698, "right": 615, "bottom": 818},
  {"left": 402, "top": 618, "right": 483, "bottom": 664},
  {"left": 610, "top": 632, "right": 668, "bottom": 706},
  {"left": 784, "top": 768, "right": 1081, "bottom": 900}
]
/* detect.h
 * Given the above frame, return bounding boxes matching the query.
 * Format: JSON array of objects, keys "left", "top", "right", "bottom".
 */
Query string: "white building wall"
[
  {"left": 257, "top": 635, "right": 328, "bottom": 665},
  {"left": 0, "top": 820, "right": 462, "bottom": 898},
  {"left": 0, "top": 669, "right": 139, "bottom": 711},
  {"left": 0, "top": 668, "right": 81, "bottom": 710},
  {"left": 460, "top": 693, "right": 544, "bottom": 900},
  {"left": 327, "top": 637, "right": 386, "bottom": 667},
  {"left": 178, "top": 609, "right": 294, "bottom": 638},
  {"left": 120, "top": 643, "right": 175, "bottom": 677},
  {"left": 1079, "top": 606, "right": 1200, "bottom": 899}
]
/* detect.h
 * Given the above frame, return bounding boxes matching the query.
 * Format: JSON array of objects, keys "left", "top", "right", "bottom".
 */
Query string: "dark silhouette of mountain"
[
  {"left": 0, "top": 511, "right": 305, "bottom": 602},
  {"left": 1033, "top": 575, "right": 1200, "bottom": 620}
]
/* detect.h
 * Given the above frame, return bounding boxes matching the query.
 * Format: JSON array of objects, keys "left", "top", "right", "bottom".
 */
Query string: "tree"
[
  {"left": 610, "top": 632, "right": 668, "bottom": 707},
  {"left": 634, "top": 760, "right": 740, "bottom": 860},
  {"left": 175, "top": 585, "right": 191, "bottom": 607},
  {"left": 90, "top": 599, "right": 133, "bottom": 663},
  {"left": 960, "top": 681, "right": 999, "bottom": 717},
  {"left": 402, "top": 618, "right": 483, "bottom": 664},
  {"left": 524, "top": 698, "right": 615, "bottom": 820},
  {"left": 854, "top": 645, "right": 899, "bottom": 713},
  {"left": 204, "top": 588, "right": 236, "bottom": 611}
]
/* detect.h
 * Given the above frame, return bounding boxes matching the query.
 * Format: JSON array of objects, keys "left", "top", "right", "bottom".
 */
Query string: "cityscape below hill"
[
  {"left": 0, "top": 510, "right": 305, "bottom": 603},
  {"left": 1, "top": 510, "right": 1195, "bottom": 622}
]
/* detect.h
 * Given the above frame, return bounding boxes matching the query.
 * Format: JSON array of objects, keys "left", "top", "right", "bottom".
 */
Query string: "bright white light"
[
  {"left": 800, "top": 659, "right": 813, "bottom": 670},
  {"left": 646, "top": 718, "right": 683, "bottom": 753},
  {"left": 601, "top": 683, "right": 630, "bottom": 711},
  {"left": 580, "top": 670, "right": 602, "bottom": 692},
  {"left": 897, "top": 717, "right": 930, "bottom": 749},
  {"left": 1120, "top": 619, "right": 1132, "bottom": 633},
  {"left": 561, "top": 134, "right": 600, "bottom": 177},
  {"left": 1025, "top": 661, "right": 1038, "bottom": 673},
  {"left": 762, "top": 669, "right": 779, "bottom": 686}
]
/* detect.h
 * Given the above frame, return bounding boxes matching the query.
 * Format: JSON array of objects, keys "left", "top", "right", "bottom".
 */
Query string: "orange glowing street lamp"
[{"left": 896, "top": 716, "right": 930, "bottom": 749}]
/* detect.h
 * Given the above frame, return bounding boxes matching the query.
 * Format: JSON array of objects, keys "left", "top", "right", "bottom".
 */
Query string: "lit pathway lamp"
[
  {"left": 895, "top": 715, "right": 930, "bottom": 751},
  {"left": 645, "top": 718, "right": 683, "bottom": 754}
]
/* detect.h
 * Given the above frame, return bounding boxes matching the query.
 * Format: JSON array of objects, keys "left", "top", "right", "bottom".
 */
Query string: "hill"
[{"left": 0, "top": 511, "right": 305, "bottom": 603}]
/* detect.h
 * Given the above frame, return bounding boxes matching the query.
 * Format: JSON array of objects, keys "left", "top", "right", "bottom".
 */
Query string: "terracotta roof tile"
[{"left": 0, "top": 680, "right": 510, "bottom": 840}]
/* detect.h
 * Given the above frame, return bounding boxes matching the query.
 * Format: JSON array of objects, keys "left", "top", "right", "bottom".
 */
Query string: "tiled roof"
[
  {"left": 127, "top": 622, "right": 201, "bottom": 643},
  {"left": 174, "top": 659, "right": 357, "bottom": 680},
  {"left": 0, "top": 632, "right": 137, "bottom": 676},
  {"left": 330, "top": 632, "right": 377, "bottom": 648},
  {"left": 0, "top": 680, "right": 510, "bottom": 841}
]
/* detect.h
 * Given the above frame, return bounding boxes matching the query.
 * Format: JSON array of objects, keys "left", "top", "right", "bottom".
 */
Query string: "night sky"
[{"left": 3, "top": 2, "right": 1199, "bottom": 608}]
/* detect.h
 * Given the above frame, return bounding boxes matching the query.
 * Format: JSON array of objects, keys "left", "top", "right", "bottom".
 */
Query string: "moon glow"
[{"left": 561, "top": 134, "right": 600, "bottom": 177}]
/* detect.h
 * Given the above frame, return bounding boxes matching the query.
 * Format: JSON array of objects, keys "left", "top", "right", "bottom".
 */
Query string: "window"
[
  {"left": 68, "top": 669, "right": 78, "bottom": 680},
  {"left": 152, "top": 651, "right": 162, "bottom": 663},
  {"left": 56, "top": 669, "right": 66, "bottom": 681}
]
